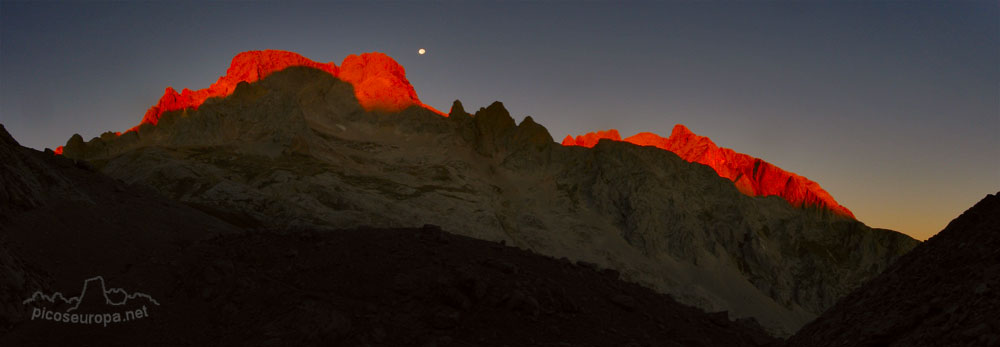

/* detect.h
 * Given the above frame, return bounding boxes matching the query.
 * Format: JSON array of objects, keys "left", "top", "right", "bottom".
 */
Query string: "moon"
[{"left": 418, "top": 48, "right": 426, "bottom": 55}]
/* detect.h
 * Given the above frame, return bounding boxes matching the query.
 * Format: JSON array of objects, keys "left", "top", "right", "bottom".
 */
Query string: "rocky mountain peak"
[
  {"left": 470, "top": 101, "right": 519, "bottom": 155},
  {"left": 0, "top": 124, "right": 19, "bottom": 148},
  {"left": 565, "top": 126, "right": 856, "bottom": 218},
  {"left": 226, "top": 50, "right": 339, "bottom": 85},
  {"left": 93, "top": 50, "right": 440, "bottom": 138},
  {"left": 561, "top": 129, "right": 621, "bottom": 147},
  {"left": 449, "top": 100, "right": 469, "bottom": 118},
  {"left": 136, "top": 50, "right": 338, "bottom": 129},
  {"left": 670, "top": 123, "right": 696, "bottom": 138},
  {"left": 509, "top": 116, "right": 555, "bottom": 152},
  {"left": 50, "top": 51, "right": 917, "bottom": 336},
  {"left": 338, "top": 52, "right": 423, "bottom": 113}
]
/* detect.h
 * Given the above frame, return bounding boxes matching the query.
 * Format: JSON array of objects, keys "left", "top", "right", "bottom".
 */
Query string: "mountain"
[
  {"left": 53, "top": 50, "right": 441, "bottom": 154},
  {"left": 0, "top": 126, "right": 50, "bottom": 332},
  {"left": 0, "top": 124, "right": 776, "bottom": 346},
  {"left": 55, "top": 50, "right": 918, "bottom": 336},
  {"left": 787, "top": 192, "right": 1000, "bottom": 346},
  {"left": 562, "top": 126, "right": 854, "bottom": 218},
  {"left": 0, "top": 123, "right": 239, "bottom": 335}
]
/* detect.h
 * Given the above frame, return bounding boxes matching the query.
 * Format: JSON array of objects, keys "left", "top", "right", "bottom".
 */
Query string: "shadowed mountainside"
[
  {"left": 1, "top": 124, "right": 777, "bottom": 346},
  {"left": 56, "top": 52, "right": 918, "bottom": 336},
  {"left": 787, "top": 192, "right": 1000, "bottom": 346},
  {"left": 0, "top": 123, "right": 241, "bottom": 335}
]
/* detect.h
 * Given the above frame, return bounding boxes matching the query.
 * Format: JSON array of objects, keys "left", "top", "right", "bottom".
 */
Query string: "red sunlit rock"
[
  {"left": 128, "top": 50, "right": 441, "bottom": 133},
  {"left": 564, "top": 125, "right": 856, "bottom": 219},
  {"left": 135, "top": 50, "right": 338, "bottom": 129},
  {"left": 339, "top": 53, "right": 421, "bottom": 113},
  {"left": 560, "top": 129, "right": 622, "bottom": 147}
]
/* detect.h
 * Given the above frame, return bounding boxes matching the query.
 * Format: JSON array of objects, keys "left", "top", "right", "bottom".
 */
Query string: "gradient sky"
[{"left": 1, "top": 1, "right": 996, "bottom": 240}]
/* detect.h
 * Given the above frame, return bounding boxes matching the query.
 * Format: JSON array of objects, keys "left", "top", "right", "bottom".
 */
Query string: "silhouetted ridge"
[
  {"left": 788, "top": 192, "right": 1000, "bottom": 346},
  {"left": 449, "top": 100, "right": 469, "bottom": 118}
]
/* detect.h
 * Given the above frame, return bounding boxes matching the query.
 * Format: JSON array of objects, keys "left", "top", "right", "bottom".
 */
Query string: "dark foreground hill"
[
  {"left": 5, "top": 226, "right": 778, "bottom": 347},
  {"left": 0, "top": 123, "right": 241, "bottom": 336},
  {"left": 1, "top": 123, "right": 776, "bottom": 346},
  {"left": 787, "top": 192, "right": 1000, "bottom": 347}
]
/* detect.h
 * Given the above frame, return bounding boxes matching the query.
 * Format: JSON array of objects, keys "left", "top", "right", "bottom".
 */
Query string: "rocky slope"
[
  {"left": 3, "top": 225, "right": 778, "bottom": 347},
  {"left": 56, "top": 52, "right": 918, "bottom": 336},
  {"left": 0, "top": 124, "right": 241, "bottom": 335},
  {"left": 53, "top": 49, "right": 441, "bottom": 154},
  {"left": 563, "top": 126, "right": 854, "bottom": 218},
  {"left": 1, "top": 124, "right": 776, "bottom": 346},
  {"left": 0, "top": 127, "right": 51, "bottom": 334},
  {"left": 787, "top": 192, "right": 1000, "bottom": 346}
]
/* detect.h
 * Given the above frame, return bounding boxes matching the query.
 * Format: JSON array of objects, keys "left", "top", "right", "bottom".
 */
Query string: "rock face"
[
  {"left": 1, "top": 124, "right": 64, "bottom": 209},
  {"left": 561, "top": 129, "right": 622, "bottom": 148},
  {"left": 56, "top": 50, "right": 444, "bottom": 155},
  {"left": 788, "top": 192, "right": 1000, "bottom": 346},
  {"left": 338, "top": 52, "right": 424, "bottom": 113},
  {"left": 0, "top": 125, "right": 775, "bottom": 345},
  {"left": 57, "top": 52, "right": 918, "bottom": 336},
  {"left": 0, "top": 126, "right": 52, "bottom": 332},
  {"left": 133, "top": 50, "right": 439, "bottom": 131},
  {"left": 137, "top": 50, "right": 338, "bottom": 129},
  {"left": 0, "top": 124, "right": 238, "bottom": 335},
  {"left": 563, "top": 126, "right": 855, "bottom": 218}
]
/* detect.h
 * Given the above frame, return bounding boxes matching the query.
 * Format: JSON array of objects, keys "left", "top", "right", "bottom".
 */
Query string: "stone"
[
  {"left": 563, "top": 125, "right": 855, "bottom": 218},
  {"left": 788, "top": 192, "right": 1000, "bottom": 346},
  {"left": 429, "top": 308, "right": 460, "bottom": 329},
  {"left": 50, "top": 50, "right": 920, "bottom": 336},
  {"left": 577, "top": 261, "right": 599, "bottom": 271},
  {"left": 120, "top": 50, "right": 442, "bottom": 134},
  {"left": 448, "top": 100, "right": 469, "bottom": 118},
  {"left": 610, "top": 294, "right": 638, "bottom": 311}
]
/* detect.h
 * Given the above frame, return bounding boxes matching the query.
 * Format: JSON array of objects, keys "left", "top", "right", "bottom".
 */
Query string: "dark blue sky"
[{"left": 1, "top": 1, "right": 997, "bottom": 239}]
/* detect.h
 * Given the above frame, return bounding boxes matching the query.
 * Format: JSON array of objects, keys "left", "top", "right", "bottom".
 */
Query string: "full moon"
[{"left": 418, "top": 48, "right": 426, "bottom": 55}]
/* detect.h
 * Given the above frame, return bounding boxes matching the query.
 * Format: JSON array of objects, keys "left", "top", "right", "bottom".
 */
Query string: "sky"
[{"left": 1, "top": 1, "right": 996, "bottom": 240}]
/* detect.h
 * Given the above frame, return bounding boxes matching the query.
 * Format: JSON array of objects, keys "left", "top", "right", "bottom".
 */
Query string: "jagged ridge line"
[
  {"left": 21, "top": 276, "right": 160, "bottom": 312},
  {"left": 22, "top": 292, "right": 79, "bottom": 305}
]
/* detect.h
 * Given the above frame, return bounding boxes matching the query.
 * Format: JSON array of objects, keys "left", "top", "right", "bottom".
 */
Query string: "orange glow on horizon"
[{"left": 563, "top": 125, "right": 856, "bottom": 219}]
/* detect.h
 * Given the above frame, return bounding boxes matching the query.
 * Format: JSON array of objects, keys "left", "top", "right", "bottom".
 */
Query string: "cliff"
[
  {"left": 564, "top": 125, "right": 855, "bottom": 218},
  {"left": 55, "top": 52, "right": 918, "bottom": 336}
]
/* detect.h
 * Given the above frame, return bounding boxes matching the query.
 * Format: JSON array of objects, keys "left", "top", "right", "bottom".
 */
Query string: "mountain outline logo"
[{"left": 22, "top": 275, "right": 159, "bottom": 326}]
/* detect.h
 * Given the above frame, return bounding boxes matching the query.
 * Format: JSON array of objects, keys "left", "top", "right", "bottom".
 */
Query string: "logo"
[{"left": 22, "top": 276, "right": 160, "bottom": 327}]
